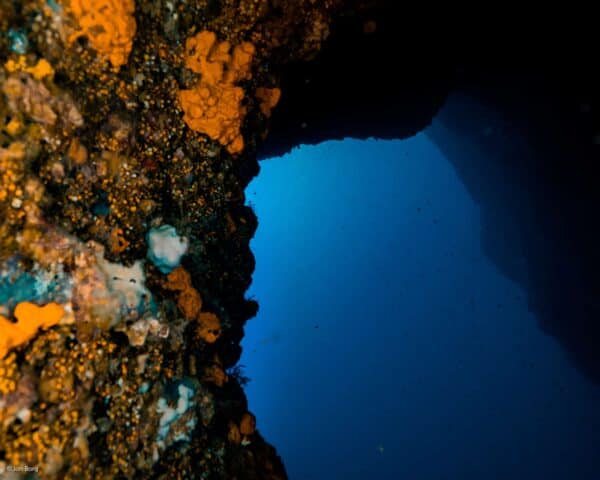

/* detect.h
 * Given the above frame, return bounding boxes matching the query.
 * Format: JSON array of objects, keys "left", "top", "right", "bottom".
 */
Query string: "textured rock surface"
[{"left": 0, "top": 0, "right": 349, "bottom": 478}]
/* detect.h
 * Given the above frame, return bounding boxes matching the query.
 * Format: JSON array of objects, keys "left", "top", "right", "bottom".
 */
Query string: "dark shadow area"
[
  {"left": 257, "top": 2, "right": 454, "bottom": 159},
  {"left": 427, "top": 82, "right": 600, "bottom": 381},
  {"left": 259, "top": 2, "right": 600, "bottom": 381}
]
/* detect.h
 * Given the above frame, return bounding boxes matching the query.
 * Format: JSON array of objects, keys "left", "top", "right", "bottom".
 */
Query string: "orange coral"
[
  {"left": 0, "top": 353, "right": 19, "bottom": 395},
  {"left": 65, "top": 0, "right": 136, "bottom": 68},
  {"left": 4, "top": 56, "right": 55, "bottom": 80},
  {"left": 177, "top": 287, "right": 203, "bottom": 320},
  {"left": 0, "top": 142, "right": 25, "bottom": 204},
  {"left": 203, "top": 364, "right": 228, "bottom": 387},
  {"left": 183, "top": 31, "right": 254, "bottom": 90},
  {"left": 109, "top": 227, "right": 129, "bottom": 254},
  {"left": 0, "top": 302, "right": 65, "bottom": 359},
  {"left": 228, "top": 412, "right": 256, "bottom": 445},
  {"left": 255, "top": 87, "right": 281, "bottom": 117},
  {"left": 178, "top": 31, "right": 255, "bottom": 155},
  {"left": 228, "top": 421, "right": 241, "bottom": 444},
  {"left": 67, "top": 138, "right": 88, "bottom": 165},
  {"left": 4, "top": 118, "right": 22, "bottom": 136},
  {"left": 162, "top": 266, "right": 203, "bottom": 320},
  {"left": 197, "top": 312, "right": 221, "bottom": 344},
  {"left": 163, "top": 265, "right": 192, "bottom": 292},
  {"left": 239, "top": 412, "right": 256, "bottom": 436}
]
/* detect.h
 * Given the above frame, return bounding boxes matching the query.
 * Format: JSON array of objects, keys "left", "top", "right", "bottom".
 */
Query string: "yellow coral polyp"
[
  {"left": 0, "top": 353, "right": 18, "bottom": 395},
  {"left": 5, "top": 118, "right": 23, "bottom": 136},
  {"left": 66, "top": 0, "right": 136, "bottom": 68},
  {"left": 0, "top": 302, "right": 65, "bottom": 359},
  {"left": 4, "top": 57, "right": 54, "bottom": 80},
  {"left": 179, "top": 31, "right": 255, "bottom": 155},
  {"left": 0, "top": 142, "right": 25, "bottom": 204}
]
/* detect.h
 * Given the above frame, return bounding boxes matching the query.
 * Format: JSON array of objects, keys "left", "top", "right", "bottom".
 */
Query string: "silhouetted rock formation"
[{"left": 262, "top": 1, "right": 600, "bottom": 381}]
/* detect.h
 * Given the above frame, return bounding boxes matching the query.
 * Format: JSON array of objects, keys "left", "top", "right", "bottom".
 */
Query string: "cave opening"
[
  {"left": 242, "top": 79, "right": 600, "bottom": 477},
  {"left": 234, "top": 10, "right": 600, "bottom": 476}
]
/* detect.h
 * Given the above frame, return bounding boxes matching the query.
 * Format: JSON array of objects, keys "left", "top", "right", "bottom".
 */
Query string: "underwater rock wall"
[
  {"left": 0, "top": 0, "right": 352, "bottom": 478},
  {"left": 3, "top": 0, "right": 597, "bottom": 477}
]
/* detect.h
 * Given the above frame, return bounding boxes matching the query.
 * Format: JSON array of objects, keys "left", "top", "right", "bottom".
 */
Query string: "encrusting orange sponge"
[
  {"left": 4, "top": 57, "right": 55, "bottom": 80},
  {"left": 65, "top": 0, "right": 136, "bottom": 68},
  {"left": 162, "top": 266, "right": 203, "bottom": 320},
  {"left": 178, "top": 31, "right": 255, "bottom": 155},
  {"left": 0, "top": 302, "right": 65, "bottom": 359},
  {"left": 197, "top": 312, "right": 221, "bottom": 344},
  {"left": 239, "top": 412, "right": 256, "bottom": 436}
]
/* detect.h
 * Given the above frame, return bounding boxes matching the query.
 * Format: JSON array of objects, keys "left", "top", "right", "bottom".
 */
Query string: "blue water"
[{"left": 242, "top": 105, "right": 600, "bottom": 479}]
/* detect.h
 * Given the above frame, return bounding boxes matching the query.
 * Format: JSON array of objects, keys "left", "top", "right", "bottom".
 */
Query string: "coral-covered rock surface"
[{"left": 0, "top": 0, "right": 346, "bottom": 478}]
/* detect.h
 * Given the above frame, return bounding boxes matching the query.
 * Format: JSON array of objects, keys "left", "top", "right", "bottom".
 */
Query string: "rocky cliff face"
[
  {"left": 0, "top": 0, "right": 598, "bottom": 478},
  {"left": 0, "top": 1, "right": 350, "bottom": 478}
]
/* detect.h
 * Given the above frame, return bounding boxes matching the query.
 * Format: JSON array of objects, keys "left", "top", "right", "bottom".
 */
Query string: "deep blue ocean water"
[{"left": 242, "top": 95, "right": 600, "bottom": 479}]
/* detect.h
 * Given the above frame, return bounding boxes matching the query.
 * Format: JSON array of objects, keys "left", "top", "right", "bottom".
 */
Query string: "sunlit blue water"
[{"left": 242, "top": 107, "right": 600, "bottom": 479}]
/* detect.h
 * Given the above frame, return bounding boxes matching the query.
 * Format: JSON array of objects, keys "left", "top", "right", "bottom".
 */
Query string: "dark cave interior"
[{"left": 259, "top": 2, "right": 600, "bottom": 383}]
